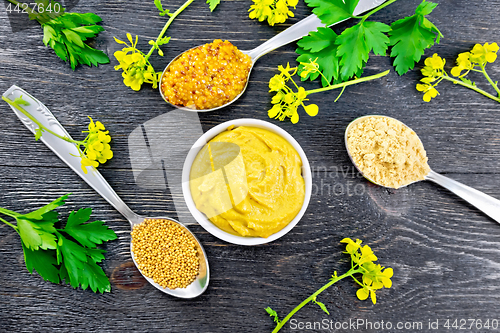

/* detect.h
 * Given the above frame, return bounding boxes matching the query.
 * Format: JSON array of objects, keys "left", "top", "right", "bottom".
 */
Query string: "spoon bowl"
[
  {"left": 4, "top": 85, "right": 210, "bottom": 298},
  {"left": 159, "top": 0, "right": 387, "bottom": 111},
  {"left": 345, "top": 115, "right": 500, "bottom": 224}
]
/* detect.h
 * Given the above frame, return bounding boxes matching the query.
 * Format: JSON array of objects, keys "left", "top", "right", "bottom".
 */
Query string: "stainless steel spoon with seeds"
[{"left": 4, "top": 85, "right": 209, "bottom": 298}]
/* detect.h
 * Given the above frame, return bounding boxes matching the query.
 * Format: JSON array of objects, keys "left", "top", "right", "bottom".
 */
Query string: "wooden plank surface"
[{"left": 1, "top": 0, "right": 500, "bottom": 332}]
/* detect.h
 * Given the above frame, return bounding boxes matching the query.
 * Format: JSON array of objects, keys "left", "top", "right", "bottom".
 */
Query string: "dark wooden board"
[{"left": 1, "top": 0, "right": 500, "bottom": 332}]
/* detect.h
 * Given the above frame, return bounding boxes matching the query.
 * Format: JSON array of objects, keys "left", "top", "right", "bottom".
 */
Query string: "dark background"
[{"left": 1, "top": 0, "right": 500, "bottom": 332}]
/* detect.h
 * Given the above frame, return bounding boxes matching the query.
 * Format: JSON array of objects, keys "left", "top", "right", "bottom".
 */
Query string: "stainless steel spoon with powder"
[{"left": 345, "top": 116, "right": 500, "bottom": 223}]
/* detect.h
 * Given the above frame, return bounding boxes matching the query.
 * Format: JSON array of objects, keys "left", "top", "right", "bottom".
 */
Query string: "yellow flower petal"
[
  {"left": 303, "top": 103, "right": 318, "bottom": 117},
  {"left": 356, "top": 288, "right": 369, "bottom": 301}
]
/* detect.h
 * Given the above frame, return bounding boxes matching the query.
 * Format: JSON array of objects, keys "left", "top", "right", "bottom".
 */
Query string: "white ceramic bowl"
[{"left": 182, "top": 119, "right": 312, "bottom": 245}]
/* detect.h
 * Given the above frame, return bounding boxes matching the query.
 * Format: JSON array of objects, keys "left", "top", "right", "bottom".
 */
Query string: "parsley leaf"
[
  {"left": 206, "top": 0, "right": 221, "bottom": 12},
  {"left": 23, "top": 194, "right": 68, "bottom": 220},
  {"left": 389, "top": 0, "right": 442, "bottom": 75},
  {"left": 296, "top": 27, "right": 340, "bottom": 86},
  {"left": 63, "top": 208, "right": 117, "bottom": 248},
  {"left": 23, "top": 244, "right": 60, "bottom": 283},
  {"left": 58, "top": 234, "right": 111, "bottom": 293},
  {"left": 17, "top": 218, "right": 58, "bottom": 250},
  {"left": 304, "top": 0, "right": 359, "bottom": 25},
  {"left": 42, "top": 12, "right": 109, "bottom": 70},
  {"left": 0, "top": 194, "right": 116, "bottom": 293},
  {"left": 335, "top": 21, "right": 390, "bottom": 81}
]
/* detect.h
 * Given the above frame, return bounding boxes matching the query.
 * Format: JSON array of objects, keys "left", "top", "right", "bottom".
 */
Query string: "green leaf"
[
  {"left": 335, "top": 25, "right": 367, "bottom": 81},
  {"left": 415, "top": 0, "right": 438, "bottom": 15},
  {"left": 312, "top": 298, "right": 330, "bottom": 315},
  {"left": 362, "top": 21, "right": 391, "bottom": 56},
  {"left": 153, "top": 0, "right": 172, "bottom": 16},
  {"left": 17, "top": 218, "right": 57, "bottom": 250},
  {"left": 23, "top": 194, "right": 68, "bottom": 220},
  {"left": 335, "top": 21, "right": 390, "bottom": 81},
  {"left": 154, "top": 0, "right": 164, "bottom": 12},
  {"left": 304, "top": 0, "right": 359, "bottom": 25},
  {"left": 206, "top": 0, "right": 220, "bottom": 12},
  {"left": 22, "top": 244, "right": 60, "bottom": 283},
  {"left": 42, "top": 12, "right": 109, "bottom": 69},
  {"left": 13, "top": 96, "right": 30, "bottom": 106},
  {"left": 80, "top": 45, "right": 110, "bottom": 67},
  {"left": 71, "top": 25, "right": 104, "bottom": 40},
  {"left": 460, "top": 77, "right": 475, "bottom": 86},
  {"left": 51, "top": 41, "right": 69, "bottom": 62},
  {"left": 389, "top": 0, "right": 441, "bottom": 75},
  {"left": 296, "top": 28, "right": 339, "bottom": 86},
  {"left": 62, "top": 29, "right": 84, "bottom": 47},
  {"left": 265, "top": 307, "right": 280, "bottom": 324},
  {"left": 63, "top": 207, "right": 117, "bottom": 248},
  {"left": 297, "top": 27, "right": 335, "bottom": 53},
  {"left": 74, "top": 12, "right": 102, "bottom": 25},
  {"left": 35, "top": 128, "right": 43, "bottom": 140},
  {"left": 58, "top": 234, "right": 111, "bottom": 293},
  {"left": 157, "top": 36, "right": 171, "bottom": 46}
]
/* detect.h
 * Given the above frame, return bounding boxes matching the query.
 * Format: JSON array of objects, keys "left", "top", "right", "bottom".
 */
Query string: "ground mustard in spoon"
[
  {"left": 159, "top": 0, "right": 387, "bottom": 111},
  {"left": 345, "top": 115, "right": 500, "bottom": 224},
  {"left": 3, "top": 85, "right": 209, "bottom": 298}
]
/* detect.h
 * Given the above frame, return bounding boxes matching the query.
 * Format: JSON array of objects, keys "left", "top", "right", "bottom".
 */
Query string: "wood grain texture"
[{"left": 1, "top": 0, "right": 500, "bottom": 332}]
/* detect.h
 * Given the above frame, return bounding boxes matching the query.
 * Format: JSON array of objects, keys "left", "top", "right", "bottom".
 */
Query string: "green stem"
[
  {"left": 145, "top": 0, "right": 196, "bottom": 60},
  {"left": 0, "top": 216, "right": 17, "bottom": 229},
  {"left": 306, "top": 70, "right": 390, "bottom": 96},
  {"left": 480, "top": 64, "right": 500, "bottom": 97},
  {"left": 2, "top": 96, "right": 85, "bottom": 145},
  {"left": 440, "top": 75, "right": 500, "bottom": 103},
  {"left": 5, "top": 0, "right": 44, "bottom": 24},
  {"left": 0, "top": 207, "right": 20, "bottom": 218},
  {"left": 271, "top": 269, "right": 363, "bottom": 333},
  {"left": 360, "top": 0, "right": 399, "bottom": 23}
]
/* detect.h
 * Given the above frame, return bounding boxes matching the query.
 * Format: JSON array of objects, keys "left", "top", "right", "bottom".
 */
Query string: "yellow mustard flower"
[
  {"left": 80, "top": 117, "right": 113, "bottom": 173},
  {"left": 249, "top": 0, "right": 297, "bottom": 26},
  {"left": 269, "top": 74, "right": 286, "bottom": 92},
  {"left": 421, "top": 53, "right": 445, "bottom": 78},
  {"left": 299, "top": 57, "right": 320, "bottom": 78},
  {"left": 114, "top": 34, "right": 159, "bottom": 91},
  {"left": 470, "top": 42, "right": 499, "bottom": 64},
  {"left": 451, "top": 52, "right": 474, "bottom": 77},
  {"left": 416, "top": 83, "right": 439, "bottom": 102}
]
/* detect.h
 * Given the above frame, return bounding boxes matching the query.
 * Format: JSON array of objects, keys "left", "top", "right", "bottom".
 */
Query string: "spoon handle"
[
  {"left": 3, "top": 85, "right": 143, "bottom": 225},
  {"left": 246, "top": 0, "right": 387, "bottom": 60},
  {"left": 426, "top": 170, "right": 500, "bottom": 224}
]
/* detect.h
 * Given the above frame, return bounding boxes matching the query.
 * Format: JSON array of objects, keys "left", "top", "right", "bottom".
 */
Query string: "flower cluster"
[
  {"left": 248, "top": 0, "right": 298, "bottom": 26},
  {"left": 80, "top": 117, "right": 113, "bottom": 173},
  {"left": 268, "top": 62, "right": 319, "bottom": 124},
  {"left": 416, "top": 43, "right": 500, "bottom": 103},
  {"left": 114, "top": 34, "right": 159, "bottom": 91},
  {"left": 341, "top": 238, "right": 393, "bottom": 304},
  {"left": 451, "top": 42, "right": 499, "bottom": 77},
  {"left": 416, "top": 53, "right": 445, "bottom": 102}
]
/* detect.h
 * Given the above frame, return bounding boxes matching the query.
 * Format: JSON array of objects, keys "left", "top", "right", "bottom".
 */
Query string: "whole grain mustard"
[
  {"left": 131, "top": 218, "right": 199, "bottom": 289},
  {"left": 161, "top": 39, "right": 252, "bottom": 110}
]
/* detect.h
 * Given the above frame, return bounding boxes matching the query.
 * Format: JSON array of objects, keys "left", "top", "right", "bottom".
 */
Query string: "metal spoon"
[
  {"left": 345, "top": 115, "right": 500, "bottom": 224},
  {"left": 3, "top": 85, "right": 209, "bottom": 298},
  {"left": 159, "top": 0, "right": 387, "bottom": 111}
]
